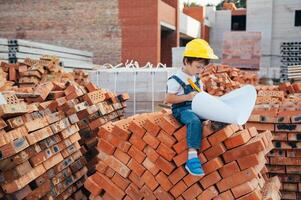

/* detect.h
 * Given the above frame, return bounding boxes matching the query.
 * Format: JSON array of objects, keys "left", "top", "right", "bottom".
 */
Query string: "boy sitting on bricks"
[{"left": 165, "top": 39, "right": 218, "bottom": 176}]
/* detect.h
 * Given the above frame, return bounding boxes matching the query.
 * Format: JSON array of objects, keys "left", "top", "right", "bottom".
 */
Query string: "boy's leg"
[
  {"left": 179, "top": 109, "right": 203, "bottom": 149},
  {"left": 179, "top": 109, "right": 204, "bottom": 176}
]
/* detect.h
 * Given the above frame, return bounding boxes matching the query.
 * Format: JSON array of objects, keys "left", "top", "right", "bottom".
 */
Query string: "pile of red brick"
[
  {"left": 200, "top": 64, "right": 259, "bottom": 96},
  {"left": 0, "top": 58, "right": 128, "bottom": 199},
  {"left": 85, "top": 110, "right": 281, "bottom": 200},
  {"left": 0, "top": 55, "right": 88, "bottom": 91},
  {"left": 247, "top": 84, "right": 301, "bottom": 199}
]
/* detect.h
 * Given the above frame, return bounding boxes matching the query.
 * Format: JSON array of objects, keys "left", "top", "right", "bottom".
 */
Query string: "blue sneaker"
[{"left": 185, "top": 158, "right": 205, "bottom": 176}]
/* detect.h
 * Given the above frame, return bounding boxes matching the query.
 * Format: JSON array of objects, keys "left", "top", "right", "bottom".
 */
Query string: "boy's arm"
[{"left": 165, "top": 92, "right": 197, "bottom": 104}]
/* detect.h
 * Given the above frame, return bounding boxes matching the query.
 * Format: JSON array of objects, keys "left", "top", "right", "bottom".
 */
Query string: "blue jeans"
[{"left": 172, "top": 106, "right": 204, "bottom": 149}]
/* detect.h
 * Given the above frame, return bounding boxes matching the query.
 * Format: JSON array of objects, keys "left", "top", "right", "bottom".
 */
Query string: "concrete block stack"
[
  {"left": 201, "top": 64, "right": 259, "bottom": 96},
  {"left": 0, "top": 57, "right": 128, "bottom": 199},
  {"left": 247, "top": 83, "right": 301, "bottom": 199},
  {"left": 85, "top": 110, "right": 281, "bottom": 200},
  {"left": 280, "top": 42, "right": 301, "bottom": 82}
]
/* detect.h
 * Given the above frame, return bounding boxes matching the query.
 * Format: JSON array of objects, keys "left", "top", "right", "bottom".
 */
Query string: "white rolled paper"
[{"left": 191, "top": 85, "right": 257, "bottom": 125}]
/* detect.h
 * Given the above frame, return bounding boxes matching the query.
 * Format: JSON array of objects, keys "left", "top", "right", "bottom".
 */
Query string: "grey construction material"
[
  {"left": 9, "top": 46, "right": 92, "bottom": 62},
  {"left": 0, "top": 38, "right": 94, "bottom": 70},
  {"left": 0, "top": 39, "right": 8, "bottom": 45},
  {"left": 8, "top": 39, "right": 92, "bottom": 57}
]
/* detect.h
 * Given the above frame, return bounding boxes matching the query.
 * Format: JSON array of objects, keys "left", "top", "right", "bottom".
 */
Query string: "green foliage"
[{"left": 184, "top": 2, "right": 201, "bottom": 7}]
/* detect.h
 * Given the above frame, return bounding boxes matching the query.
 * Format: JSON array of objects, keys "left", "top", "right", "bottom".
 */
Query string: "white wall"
[
  {"left": 209, "top": 10, "right": 232, "bottom": 62},
  {"left": 247, "top": 0, "right": 301, "bottom": 78},
  {"left": 179, "top": 13, "right": 201, "bottom": 38}
]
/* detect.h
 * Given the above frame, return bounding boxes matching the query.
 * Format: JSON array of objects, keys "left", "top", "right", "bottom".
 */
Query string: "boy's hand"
[{"left": 186, "top": 91, "right": 198, "bottom": 101}]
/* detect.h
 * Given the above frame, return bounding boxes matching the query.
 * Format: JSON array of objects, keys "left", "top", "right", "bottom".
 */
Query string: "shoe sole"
[{"left": 185, "top": 165, "right": 205, "bottom": 177}]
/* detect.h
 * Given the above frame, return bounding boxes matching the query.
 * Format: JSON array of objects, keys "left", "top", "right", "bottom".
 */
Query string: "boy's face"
[{"left": 186, "top": 60, "right": 206, "bottom": 76}]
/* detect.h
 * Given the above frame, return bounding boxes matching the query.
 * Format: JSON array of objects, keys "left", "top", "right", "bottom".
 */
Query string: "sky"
[{"left": 181, "top": 0, "right": 223, "bottom": 6}]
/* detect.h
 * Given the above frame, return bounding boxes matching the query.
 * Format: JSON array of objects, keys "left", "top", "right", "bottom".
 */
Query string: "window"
[
  {"left": 231, "top": 15, "right": 246, "bottom": 31},
  {"left": 295, "top": 10, "right": 301, "bottom": 26}
]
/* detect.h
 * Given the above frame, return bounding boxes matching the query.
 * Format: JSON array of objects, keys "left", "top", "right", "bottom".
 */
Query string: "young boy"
[{"left": 165, "top": 39, "right": 218, "bottom": 176}]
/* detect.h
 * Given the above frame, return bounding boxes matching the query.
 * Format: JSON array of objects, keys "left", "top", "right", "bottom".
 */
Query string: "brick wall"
[{"left": 0, "top": 0, "right": 121, "bottom": 65}]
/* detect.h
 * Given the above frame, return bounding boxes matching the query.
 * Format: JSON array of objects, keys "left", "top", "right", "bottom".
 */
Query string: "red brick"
[
  {"left": 218, "top": 161, "right": 240, "bottom": 178},
  {"left": 143, "top": 146, "right": 159, "bottom": 163},
  {"left": 237, "top": 152, "right": 265, "bottom": 170},
  {"left": 91, "top": 172, "right": 125, "bottom": 200},
  {"left": 140, "top": 185, "right": 157, "bottom": 200},
  {"left": 183, "top": 174, "right": 202, "bottom": 188},
  {"left": 127, "top": 159, "right": 146, "bottom": 176},
  {"left": 128, "top": 121, "right": 146, "bottom": 138},
  {"left": 200, "top": 171, "right": 222, "bottom": 189},
  {"left": 270, "top": 156, "right": 301, "bottom": 166},
  {"left": 128, "top": 172, "right": 144, "bottom": 189},
  {"left": 128, "top": 145, "right": 146, "bottom": 163},
  {"left": 197, "top": 186, "right": 219, "bottom": 200},
  {"left": 157, "top": 114, "right": 181, "bottom": 135},
  {"left": 118, "top": 141, "right": 131, "bottom": 152},
  {"left": 222, "top": 136, "right": 266, "bottom": 163},
  {"left": 154, "top": 186, "right": 174, "bottom": 200},
  {"left": 144, "top": 119, "right": 161, "bottom": 136},
  {"left": 173, "top": 139, "right": 187, "bottom": 154},
  {"left": 101, "top": 154, "right": 131, "bottom": 178},
  {"left": 170, "top": 180, "right": 188, "bottom": 198},
  {"left": 111, "top": 173, "right": 130, "bottom": 190},
  {"left": 111, "top": 124, "right": 131, "bottom": 141},
  {"left": 95, "top": 161, "right": 107, "bottom": 173},
  {"left": 155, "top": 172, "right": 173, "bottom": 191},
  {"left": 157, "top": 130, "right": 176, "bottom": 147},
  {"left": 114, "top": 148, "right": 130, "bottom": 165},
  {"left": 174, "top": 126, "right": 186, "bottom": 141},
  {"left": 203, "top": 157, "right": 224, "bottom": 174},
  {"left": 105, "top": 167, "right": 115, "bottom": 178},
  {"left": 125, "top": 183, "right": 143, "bottom": 200},
  {"left": 98, "top": 139, "right": 116, "bottom": 155},
  {"left": 182, "top": 183, "right": 202, "bottom": 200},
  {"left": 245, "top": 122, "right": 274, "bottom": 132},
  {"left": 155, "top": 156, "right": 175, "bottom": 175},
  {"left": 173, "top": 150, "right": 187, "bottom": 167},
  {"left": 143, "top": 132, "right": 160, "bottom": 149},
  {"left": 199, "top": 152, "right": 208, "bottom": 163},
  {"left": 231, "top": 178, "right": 259, "bottom": 198},
  {"left": 224, "top": 129, "right": 251, "bottom": 150},
  {"left": 129, "top": 135, "right": 146, "bottom": 151},
  {"left": 203, "top": 143, "right": 226, "bottom": 160},
  {"left": 237, "top": 187, "right": 262, "bottom": 200},
  {"left": 168, "top": 166, "right": 187, "bottom": 185},
  {"left": 84, "top": 82, "right": 98, "bottom": 92},
  {"left": 213, "top": 190, "right": 234, "bottom": 200},
  {"left": 84, "top": 177, "right": 102, "bottom": 196},
  {"left": 156, "top": 143, "right": 176, "bottom": 161},
  {"left": 142, "top": 158, "right": 160, "bottom": 175},
  {"left": 141, "top": 170, "right": 159, "bottom": 191},
  {"left": 216, "top": 167, "right": 258, "bottom": 192},
  {"left": 208, "top": 125, "right": 234, "bottom": 145},
  {"left": 201, "top": 138, "right": 211, "bottom": 151}
]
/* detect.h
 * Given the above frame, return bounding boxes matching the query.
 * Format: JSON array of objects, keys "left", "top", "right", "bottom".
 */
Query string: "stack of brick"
[
  {"left": 0, "top": 58, "right": 129, "bottom": 199},
  {"left": 247, "top": 84, "right": 301, "bottom": 199},
  {"left": 72, "top": 69, "right": 89, "bottom": 85},
  {"left": 0, "top": 93, "right": 88, "bottom": 199},
  {"left": 84, "top": 110, "right": 281, "bottom": 200},
  {"left": 200, "top": 64, "right": 259, "bottom": 96},
  {"left": 0, "top": 55, "right": 80, "bottom": 90}
]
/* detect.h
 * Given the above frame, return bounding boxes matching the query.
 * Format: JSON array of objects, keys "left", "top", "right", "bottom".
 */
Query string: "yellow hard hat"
[{"left": 183, "top": 39, "right": 218, "bottom": 59}]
